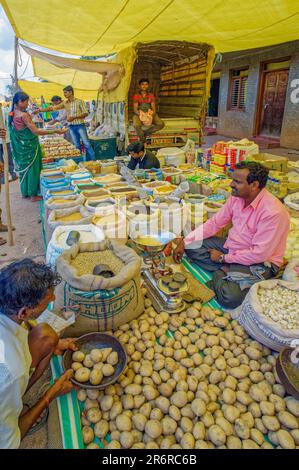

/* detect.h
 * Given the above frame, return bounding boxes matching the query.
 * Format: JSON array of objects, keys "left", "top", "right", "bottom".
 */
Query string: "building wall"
[{"left": 216, "top": 41, "right": 299, "bottom": 149}]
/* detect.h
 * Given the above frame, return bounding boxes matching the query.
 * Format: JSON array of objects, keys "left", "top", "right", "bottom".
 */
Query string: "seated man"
[
  {"left": 127, "top": 142, "right": 160, "bottom": 170},
  {"left": 133, "top": 78, "right": 164, "bottom": 143},
  {"left": 0, "top": 259, "right": 77, "bottom": 449},
  {"left": 174, "top": 161, "right": 290, "bottom": 309}
]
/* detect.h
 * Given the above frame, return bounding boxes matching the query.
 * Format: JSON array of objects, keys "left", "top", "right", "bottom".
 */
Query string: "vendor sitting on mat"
[
  {"left": 0, "top": 259, "right": 77, "bottom": 449},
  {"left": 174, "top": 161, "right": 290, "bottom": 309},
  {"left": 127, "top": 141, "right": 160, "bottom": 170}
]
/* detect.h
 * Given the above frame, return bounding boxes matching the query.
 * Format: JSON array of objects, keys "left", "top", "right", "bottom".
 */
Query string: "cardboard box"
[{"left": 248, "top": 153, "right": 288, "bottom": 173}]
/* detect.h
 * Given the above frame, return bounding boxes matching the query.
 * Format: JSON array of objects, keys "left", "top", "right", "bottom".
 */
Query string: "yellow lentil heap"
[{"left": 56, "top": 212, "right": 82, "bottom": 222}]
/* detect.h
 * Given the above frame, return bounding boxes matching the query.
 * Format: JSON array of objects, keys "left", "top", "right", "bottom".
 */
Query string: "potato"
[
  {"left": 75, "top": 367, "right": 90, "bottom": 383},
  {"left": 101, "top": 347, "right": 113, "bottom": 362},
  {"left": 216, "top": 417, "right": 233, "bottom": 436},
  {"left": 235, "top": 419, "right": 250, "bottom": 439},
  {"left": 249, "top": 384, "right": 267, "bottom": 402},
  {"left": 89, "top": 369, "right": 103, "bottom": 386},
  {"left": 140, "top": 403, "right": 152, "bottom": 419},
  {"left": 191, "top": 398, "right": 206, "bottom": 417},
  {"left": 125, "top": 384, "right": 142, "bottom": 396},
  {"left": 269, "top": 394, "right": 286, "bottom": 412},
  {"left": 134, "top": 395, "right": 145, "bottom": 409},
  {"left": 89, "top": 349, "right": 102, "bottom": 363},
  {"left": 276, "top": 430, "right": 296, "bottom": 449},
  {"left": 120, "top": 431, "right": 134, "bottom": 449},
  {"left": 87, "top": 407, "right": 101, "bottom": 424},
  {"left": 161, "top": 416, "right": 177, "bottom": 435},
  {"left": 180, "top": 433, "right": 195, "bottom": 449},
  {"left": 100, "top": 395, "right": 113, "bottom": 412},
  {"left": 277, "top": 411, "right": 298, "bottom": 430},
  {"left": 143, "top": 385, "right": 159, "bottom": 401},
  {"left": 107, "top": 440, "right": 121, "bottom": 449},
  {"left": 150, "top": 408, "right": 163, "bottom": 421},
  {"left": 93, "top": 363, "right": 104, "bottom": 372},
  {"left": 122, "top": 394, "right": 134, "bottom": 410},
  {"left": 236, "top": 391, "right": 252, "bottom": 406},
  {"left": 107, "top": 351, "right": 118, "bottom": 366},
  {"left": 229, "top": 365, "right": 250, "bottom": 379},
  {"left": 77, "top": 389, "right": 87, "bottom": 402},
  {"left": 94, "top": 419, "right": 109, "bottom": 439},
  {"left": 116, "top": 414, "right": 132, "bottom": 432},
  {"left": 248, "top": 402, "right": 261, "bottom": 418},
  {"left": 208, "top": 425, "right": 226, "bottom": 446},
  {"left": 72, "top": 351, "right": 85, "bottom": 363},
  {"left": 255, "top": 418, "right": 267, "bottom": 434},
  {"left": 82, "top": 426, "right": 94, "bottom": 445},
  {"left": 146, "top": 441, "right": 159, "bottom": 449},
  {"left": 242, "top": 439, "right": 260, "bottom": 449},
  {"left": 195, "top": 440, "right": 209, "bottom": 449},
  {"left": 262, "top": 415, "right": 280, "bottom": 432},
  {"left": 249, "top": 428, "right": 264, "bottom": 446},
  {"left": 170, "top": 391, "right": 188, "bottom": 408},
  {"left": 72, "top": 361, "right": 83, "bottom": 372},
  {"left": 222, "top": 388, "right": 236, "bottom": 405},
  {"left": 290, "top": 429, "right": 299, "bottom": 445},
  {"left": 158, "top": 383, "right": 173, "bottom": 398},
  {"left": 180, "top": 416, "right": 193, "bottom": 433},
  {"left": 260, "top": 401, "right": 275, "bottom": 416},
  {"left": 285, "top": 398, "right": 299, "bottom": 417},
  {"left": 226, "top": 435, "right": 242, "bottom": 449},
  {"left": 202, "top": 412, "right": 215, "bottom": 428},
  {"left": 86, "top": 443, "right": 100, "bottom": 449},
  {"left": 83, "top": 354, "right": 94, "bottom": 368},
  {"left": 223, "top": 405, "right": 240, "bottom": 423},
  {"left": 145, "top": 420, "right": 162, "bottom": 439},
  {"left": 155, "top": 396, "right": 170, "bottom": 414},
  {"left": 110, "top": 401, "right": 123, "bottom": 420},
  {"left": 102, "top": 364, "right": 115, "bottom": 377}
]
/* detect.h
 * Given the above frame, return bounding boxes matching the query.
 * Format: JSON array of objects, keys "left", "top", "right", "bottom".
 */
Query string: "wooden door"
[{"left": 259, "top": 69, "right": 289, "bottom": 137}]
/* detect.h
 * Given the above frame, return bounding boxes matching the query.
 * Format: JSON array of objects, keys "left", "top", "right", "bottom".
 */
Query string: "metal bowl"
[
  {"left": 276, "top": 347, "right": 299, "bottom": 399},
  {"left": 131, "top": 231, "right": 176, "bottom": 255},
  {"left": 63, "top": 332, "right": 127, "bottom": 390}
]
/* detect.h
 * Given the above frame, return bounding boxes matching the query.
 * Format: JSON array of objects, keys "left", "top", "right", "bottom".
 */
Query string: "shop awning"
[
  {"left": 18, "top": 79, "right": 98, "bottom": 101},
  {"left": 2, "top": 0, "right": 299, "bottom": 54},
  {"left": 22, "top": 45, "right": 123, "bottom": 92}
]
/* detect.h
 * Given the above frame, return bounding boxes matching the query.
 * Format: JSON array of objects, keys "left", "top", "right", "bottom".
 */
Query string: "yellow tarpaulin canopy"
[
  {"left": 2, "top": 0, "right": 299, "bottom": 54},
  {"left": 18, "top": 79, "right": 98, "bottom": 101}
]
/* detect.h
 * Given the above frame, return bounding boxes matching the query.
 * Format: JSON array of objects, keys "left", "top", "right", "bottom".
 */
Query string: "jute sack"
[
  {"left": 54, "top": 240, "right": 144, "bottom": 335},
  {"left": 46, "top": 206, "right": 92, "bottom": 244},
  {"left": 239, "top": 279, "right": 299, "bottom": 352}
]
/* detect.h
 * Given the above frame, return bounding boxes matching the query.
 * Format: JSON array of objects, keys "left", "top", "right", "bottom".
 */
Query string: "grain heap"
[
  {"left": 71, "top": 250, "right": 124, "bottom": 276},
  {"left": 77, "top": 288, "right": 299, "bottom": 449},
  {"left": 56, "top": 212, "right": 83, "bottom": 222}
]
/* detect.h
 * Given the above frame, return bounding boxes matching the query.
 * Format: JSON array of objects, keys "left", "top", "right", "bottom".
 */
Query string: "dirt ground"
[{"left": 0, "top": 180, "right": 44, "bottom": 266}]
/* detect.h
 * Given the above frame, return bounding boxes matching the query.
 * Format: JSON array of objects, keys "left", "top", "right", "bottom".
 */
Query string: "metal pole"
[
  {"left": 13, "top": 36, "right": 19, "bottom": 93},
  {"left": 0, "top": 104, "right": 14, "bottom": 246}
]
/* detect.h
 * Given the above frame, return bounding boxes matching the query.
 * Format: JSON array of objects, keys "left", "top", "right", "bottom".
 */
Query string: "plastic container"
[
  {"left": 157, "top": 147, "right": 186, "bottom": 167},
  {"left": 126, "top": 202, "right": 160, "bottom": 238},
  {"left": 92, "top": 209, "right": 128, "bottom": 244},
  {"left": 159, "top": 200, "right": 188, "bottom": 236}
]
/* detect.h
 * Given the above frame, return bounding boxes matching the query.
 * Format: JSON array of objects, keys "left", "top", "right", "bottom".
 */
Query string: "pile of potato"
[
  {"left": 77, "top": 288, "right": 299, "bottom": 449},
  {"left": 72, "top": 347, "right": 118, "bottom": 386}
]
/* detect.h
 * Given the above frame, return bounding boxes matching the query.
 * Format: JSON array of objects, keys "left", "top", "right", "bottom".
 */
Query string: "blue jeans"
[
  {"left": 0, "top": 143, "right": 17, "bottom": 183},
  {"left": 69, "top": 124, "right": 95, "bottom": 161}
]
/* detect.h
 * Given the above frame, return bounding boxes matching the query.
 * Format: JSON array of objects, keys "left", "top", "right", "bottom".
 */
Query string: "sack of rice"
[
  {"left": 46, "top": 205, "right": 92, "bottom": 244},
  {"left": 54, "top": 240, "right": 144, "bottom": 335},
  {"left": 46, "top": 224, "right": 105, "bottom": 269}
]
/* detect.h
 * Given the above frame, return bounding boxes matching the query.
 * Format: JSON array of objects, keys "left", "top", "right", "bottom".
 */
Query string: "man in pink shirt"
[{"left": 174, "top": 161, "right": 290, "bottom": 309}]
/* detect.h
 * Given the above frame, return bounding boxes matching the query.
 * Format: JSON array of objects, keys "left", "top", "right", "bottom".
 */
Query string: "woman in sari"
[{"left": 9, "top": 92, "right": 66, "bottom": 201}]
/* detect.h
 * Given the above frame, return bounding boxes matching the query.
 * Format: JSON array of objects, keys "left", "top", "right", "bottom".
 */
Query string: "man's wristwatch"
[{"left": 218, "top": 254, "right": 225, "bottom": 263}]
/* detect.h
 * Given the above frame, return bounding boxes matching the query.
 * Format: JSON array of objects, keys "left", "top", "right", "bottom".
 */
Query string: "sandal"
[{"left": 0, "top": 237, "right": 6, "bottom": 246}]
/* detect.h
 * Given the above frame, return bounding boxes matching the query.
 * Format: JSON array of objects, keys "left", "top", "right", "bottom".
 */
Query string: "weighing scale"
[{"left": 131, "top": 232, "right": 188, "bottom": 314}]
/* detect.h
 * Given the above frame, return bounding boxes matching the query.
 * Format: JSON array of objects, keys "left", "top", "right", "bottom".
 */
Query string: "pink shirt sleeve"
[
  {"left": 224, "top": 212, "right": 290, "bottom": 265},
  {"left": 184, "top": 198, "right": 233, "bottom": 246}
]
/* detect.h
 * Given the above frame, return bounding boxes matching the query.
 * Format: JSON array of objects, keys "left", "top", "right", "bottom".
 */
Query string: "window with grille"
[{"left": 229, "top": 68, "right": 248, "bottom": 111}]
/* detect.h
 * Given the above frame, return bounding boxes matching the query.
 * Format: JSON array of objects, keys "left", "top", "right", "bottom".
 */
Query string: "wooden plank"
[{"left": 159, "top": 96, "right": 203, "bottom": 105}]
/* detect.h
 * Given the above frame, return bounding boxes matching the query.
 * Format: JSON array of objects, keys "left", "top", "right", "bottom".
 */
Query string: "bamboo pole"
[{"left": 0, "top": 104, "right": 14, "bottom": 246}]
